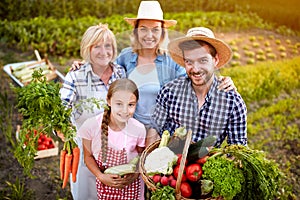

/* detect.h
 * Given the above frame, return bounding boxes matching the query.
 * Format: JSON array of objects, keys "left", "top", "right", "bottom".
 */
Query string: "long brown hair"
[{"left": 100, "top": 78, "right": 139, "bottom": 163}]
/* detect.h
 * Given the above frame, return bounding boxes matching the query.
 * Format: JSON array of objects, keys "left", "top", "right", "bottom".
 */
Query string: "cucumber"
[
  {"left": 187, "top": 136, "right": 217, "bottom": 161},
  {"left": 187, "top": 147, "right": 210, "bottom": 161},
  {"left": 104, "top": 163, "right": 136, "bottom": 176},
  {"left": 188, "top": 135, "right": 217, "bottom": 153}
]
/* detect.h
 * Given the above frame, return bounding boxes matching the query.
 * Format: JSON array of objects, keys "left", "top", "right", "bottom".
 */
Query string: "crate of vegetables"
[
  {"left": 3, "top": 58, "right": 65, "bottom": 87},
  {"left": 35, "top": 133, "right": 59, "bottom": 159},
  {"left": 16, "top": 126, "right": 59, "bottom": 159},
  {"left": 139, "top": 127, "right": 282, "bottom": 200}
]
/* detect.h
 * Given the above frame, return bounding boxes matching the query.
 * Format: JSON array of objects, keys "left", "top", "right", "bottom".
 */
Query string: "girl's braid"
[{"left": 100, "top": 108, "right": 110, "bottom": 164}]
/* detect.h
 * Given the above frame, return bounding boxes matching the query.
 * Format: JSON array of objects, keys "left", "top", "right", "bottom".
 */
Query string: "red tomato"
[
  {"left": 173, "top": 165, "right": 187, "bottom": 182},
  {"left": 43, "top": 140, "right": 51, "bottom": 147},
  {"left": 39, "top": 134, "right": 47, "bottom": 141},
  {"left": 177, "top": 154, "right": 188, "bottom": 166},
  {"left": 186, "top": 163, "right": 202, "bottom": 182},
  {"left": 196, "top": 155, "right": 209, "bottom": 165},
  {"left": 38, "top": 144, "right": 47, "bottom": 150},
  {"left": 48, "top": 143, "right": 55, "bottom": 149},
  {"left": 180, "top": 182, "right": 192, "bottom": 198}
]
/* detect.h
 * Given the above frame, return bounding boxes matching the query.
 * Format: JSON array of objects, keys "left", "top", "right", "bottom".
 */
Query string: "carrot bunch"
[{"left": 60, "top": 140, "right": 80, "bottom": 189}]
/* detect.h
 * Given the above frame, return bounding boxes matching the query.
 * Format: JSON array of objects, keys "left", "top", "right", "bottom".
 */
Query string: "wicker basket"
[{"left": 139, "top": 130, "right": 223, "bottom": 200}]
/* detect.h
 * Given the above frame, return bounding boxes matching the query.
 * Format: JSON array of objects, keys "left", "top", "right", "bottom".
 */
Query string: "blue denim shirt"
[{"left": 116, "top": 47, "right": 186, "bottom": 126}]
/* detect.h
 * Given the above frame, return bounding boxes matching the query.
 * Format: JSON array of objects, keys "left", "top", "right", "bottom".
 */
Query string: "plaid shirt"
[
  {"left": 151, "top": 76, "right": 247, "bottom": 146},
  {"left": 60, "top": 62, "right": 126, "bottom": 123}
]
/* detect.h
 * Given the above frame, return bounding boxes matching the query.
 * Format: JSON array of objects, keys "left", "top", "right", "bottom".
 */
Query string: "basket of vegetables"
[{"left": 139, "top": 127, "right": 283, "bottom": 200}]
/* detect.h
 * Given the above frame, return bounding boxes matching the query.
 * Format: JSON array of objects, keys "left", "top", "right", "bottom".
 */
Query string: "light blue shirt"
[{"left": 116, "top": 47, "right": 186, "bottom": 126}]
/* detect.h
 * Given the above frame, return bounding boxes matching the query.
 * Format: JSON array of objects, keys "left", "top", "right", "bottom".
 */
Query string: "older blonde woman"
[{"left": 59, "top": 23, "right": 126, "bottom": 200}]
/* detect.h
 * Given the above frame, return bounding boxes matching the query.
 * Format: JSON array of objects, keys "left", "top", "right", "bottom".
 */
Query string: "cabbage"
[{"left": 144, "top": 146, "right": 178, "bottom": 175}]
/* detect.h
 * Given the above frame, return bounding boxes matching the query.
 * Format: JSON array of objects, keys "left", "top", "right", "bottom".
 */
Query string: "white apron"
[{"left": 71, "top": 72, "right": 107, "bottom": 200}]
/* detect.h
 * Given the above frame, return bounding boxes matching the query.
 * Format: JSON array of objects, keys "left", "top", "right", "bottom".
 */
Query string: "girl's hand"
[
  {"left": 218, "top": 76, "right": 237, "bottom": 92},
  {"left": 98, "top": 173, "right": 128, "bottom": 188},
  {"left": 122, "top": 173, "right": 139, "bottom": 185},
  {"left": 70, "top": 60, "right": 85, "bottom": 71}
]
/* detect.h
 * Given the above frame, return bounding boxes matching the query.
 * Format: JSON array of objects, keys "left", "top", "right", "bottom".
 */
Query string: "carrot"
[
  {"left": 60, "top": 149, "right": 67, "bottom": 180},
  {"left": 71, "top": 146, "right": 80, "bottom": 182},
  {"left": 62, "top": 153, "right": 72, "bottom": 189}
]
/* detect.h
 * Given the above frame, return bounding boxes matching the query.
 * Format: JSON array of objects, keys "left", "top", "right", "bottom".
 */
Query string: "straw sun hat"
[
  {"left": 168, "top": 27, "right": 232, "bottom": 68},
  {"left": 124, "top": 1, "right": 177, "bottom": 28}
]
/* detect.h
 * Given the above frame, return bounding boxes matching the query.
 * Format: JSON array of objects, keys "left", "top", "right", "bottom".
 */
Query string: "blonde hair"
[
  {"left": 100, "top": 79, "right": 139, "bottom": 162},
  {"left": 131, "top": 20, "right": 169, "bottom": 55},
  {"left": 80, "top": 23, "right": 117, "bottom": 62}
]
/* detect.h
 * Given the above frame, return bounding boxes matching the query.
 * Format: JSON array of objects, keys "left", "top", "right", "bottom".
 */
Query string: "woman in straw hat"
[{"left": 148, "top": 27, "right": 247, "bottom": 147}]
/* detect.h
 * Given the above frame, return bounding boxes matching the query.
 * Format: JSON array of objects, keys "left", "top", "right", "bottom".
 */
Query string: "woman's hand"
[
  {"left": 54, "top": 130, "right": 65, "bottom": 142},
  {"left": 70, "top": 60, "right": 85, "bottom": 71},
  {"left": 218, "top": 76, "right": 237, "bottom": 92}
]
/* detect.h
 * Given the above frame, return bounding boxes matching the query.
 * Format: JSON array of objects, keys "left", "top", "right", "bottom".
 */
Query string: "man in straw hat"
[{"left": 148, "top": 27, "right": 247, "bottom": 146}]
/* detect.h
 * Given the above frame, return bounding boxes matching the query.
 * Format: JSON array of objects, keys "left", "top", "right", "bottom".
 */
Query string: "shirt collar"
[
  {"left": 206, "top": 75, "right": 219, "bottom": 101},
  {"left": 83, "top": 62, "right": 93, "bottom": 78},
  {"left": 187, "top": 75, "right": 218, "bottom": 101},
  {"left": 130, "top": 52, "right": 164, "bottom": 63},
  {"left": 83, "top": 62, "right": 118, "bottom": 78}
]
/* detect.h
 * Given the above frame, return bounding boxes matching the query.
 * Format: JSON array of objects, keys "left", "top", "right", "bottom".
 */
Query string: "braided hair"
[{"left": 100, "top": 78, "right": 139, "bottom": 163}]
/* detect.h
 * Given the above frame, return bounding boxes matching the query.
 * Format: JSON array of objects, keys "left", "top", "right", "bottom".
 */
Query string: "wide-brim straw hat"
[
  {"left": 168, "top": 27, "right": 232, "bottom": 68},
  {"left": 124, "top": 1, "right": 177, "bottom": 28}
]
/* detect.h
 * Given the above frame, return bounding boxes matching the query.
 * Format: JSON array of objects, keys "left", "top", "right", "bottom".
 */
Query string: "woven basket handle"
[{"left": 175, "top": 130, "right": 192, "bottom": 199}]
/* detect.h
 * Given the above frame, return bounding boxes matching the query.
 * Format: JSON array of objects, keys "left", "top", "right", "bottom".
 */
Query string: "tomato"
[
  {"left": 196, "top": 155, "right": 209, "bottom": 165},
  {"left": 38, "top": 144, "right": 47, "bottom": 150},
  {"left": 173, "top": 165, "right": 187, "bottom": 182},
  {"left": 39, "top": 134, "right": 47, "bottom": 141},
  {"left": 177, "top": 154, "right": 188, "bottom": 166},
  {"left": 186, "top": 163, "right": 202, "bottom": 182},
  {"left": 180, "top": 182, "right": 192, "bottom": 198}
]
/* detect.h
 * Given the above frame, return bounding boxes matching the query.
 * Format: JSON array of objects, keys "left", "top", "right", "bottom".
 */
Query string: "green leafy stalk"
[
  {"left": 11, "top": 69, "right": 76, "bottom": 175},
  {"left": 207, "top": 145, "right": 283, "bottom": 200}
]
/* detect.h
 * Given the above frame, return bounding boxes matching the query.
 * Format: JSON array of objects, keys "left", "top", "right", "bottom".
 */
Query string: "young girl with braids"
[{"left": 78, "top": 78, "right": 146, "bottom": 200}]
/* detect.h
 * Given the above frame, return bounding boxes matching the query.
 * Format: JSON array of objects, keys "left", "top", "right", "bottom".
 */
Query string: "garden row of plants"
[
  {"left": 1, "top": 11, "right": 295, "bottom": 61},
  {"left": 220, "top": 57, "right": 300, "bottom": 199},
  {"left": 1, "top": 0, "right": 299, "bottom": 31}
]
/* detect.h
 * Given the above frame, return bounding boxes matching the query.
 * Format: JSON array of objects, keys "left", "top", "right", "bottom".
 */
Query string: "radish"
[
  {"left": 160, "top": 176, "right": 169, "bottom": 186},
  {"left": 152, "top": 174, "right": 161, "bottom": 184}
]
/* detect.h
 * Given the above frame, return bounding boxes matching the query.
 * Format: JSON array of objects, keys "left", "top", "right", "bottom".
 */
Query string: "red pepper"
[{"left": 186, "top": 163, "right": 202, "bottom": 182}]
